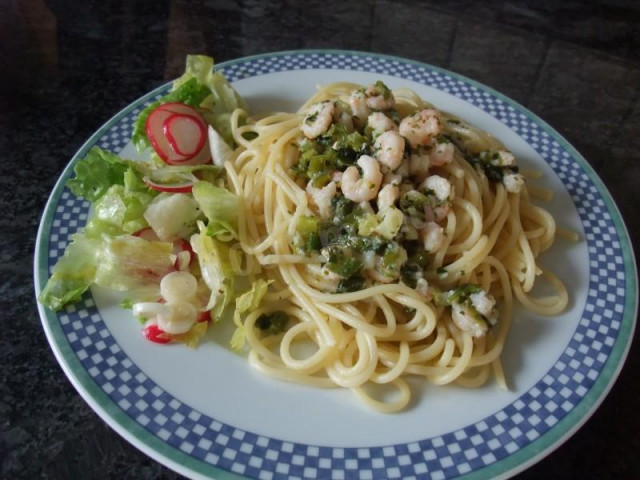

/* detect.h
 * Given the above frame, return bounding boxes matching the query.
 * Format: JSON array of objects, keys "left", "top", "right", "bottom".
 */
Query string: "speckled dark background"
[{"left": 1, "top": 0, "right": 639, "bottom": 479}]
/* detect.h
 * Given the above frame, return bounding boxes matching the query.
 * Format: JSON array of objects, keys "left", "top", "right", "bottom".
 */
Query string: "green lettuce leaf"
[
  {"left": 190, "top": 221, "right": 235, "bottom": 319},
  {"left": 191, "top": 181, "right": 239, "bottom": 238},
  {"left": 175, "top": 55, "right": 247, "bottom": 147},
  {"left": 230, "top": 279, "right": 272, "bottom": 351},
  {"left": 67, "top": 147, "right": 131, "bottom": 202},
  {"left": 94, "top": 235, "right": 175, "bottom": 291},
  {"left": 84, "top": 184, "right": 156, "bottom": 237},
  {"left": 38, "top": 234, "right": 101, "bottom": 310}
]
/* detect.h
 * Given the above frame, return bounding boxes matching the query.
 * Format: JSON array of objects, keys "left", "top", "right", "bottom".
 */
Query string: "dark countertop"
[{"left": 2, "top": 0, "right": 639, "bottom": 478}]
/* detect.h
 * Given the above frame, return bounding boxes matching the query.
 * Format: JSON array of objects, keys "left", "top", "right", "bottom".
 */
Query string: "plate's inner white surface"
[{"left": 97, "top": 69, "right": 589, "bottom": 447}]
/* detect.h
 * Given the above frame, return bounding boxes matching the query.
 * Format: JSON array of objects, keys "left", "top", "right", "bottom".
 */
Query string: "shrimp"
[
  {"left": 503, "top": 172, "right": 524, "bottom": 193},
  {"left": 430, "top": 141, "right": 454, "bottom": 166},
  {"left": 420, "top": 221, "right": 444, "bottom": 252},
  {"left": 301, "top": 101, "right": 334, "bottom": 139},
  {"left": 451, "top": 290, "right": 498, "bottom": 338},
  {"left": 409, "top": 148, "right": 431, "bottom": 179},
  {"left": 367, "top": 112, "right": 397, "bottom": 134},
  {"left": 399, "top": 108, "right": 442, "bottom": 148},
  {"left": 421, "top": 175, "right": 454, "bottom": 221},
  {"left": 374, "top": 130, "right": 405, "bottom": 171},
  {"left": 382, "top": 170, "right": 402, "bottom": 187},
  {"left": 348, "top": 90, "right": 370, "bottom": 127},
  {"left": 365, "top": 82, "right": 395, "bottom": 110},
  {"left": 415, "top": 278, "right": 431, "bottom": 300},
  {"left": 333, "top": 100, "right": 354, "bottom": 131},
  {"left": 306, "top": 180, "right": 338, "bottom": 218},
  {"left": 377, "top": 183, "right": 399, "bottom": 211},
  {"left": 341, "top": 155, "right": 383, "bottom": 202},
  {"left": 420, "top": 175, "right": 453, "bottom": 204}
]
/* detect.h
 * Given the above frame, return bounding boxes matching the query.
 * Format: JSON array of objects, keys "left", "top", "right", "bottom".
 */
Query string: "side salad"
[{"left": 39, "top": 55, "right": 251, "bottom": 347}]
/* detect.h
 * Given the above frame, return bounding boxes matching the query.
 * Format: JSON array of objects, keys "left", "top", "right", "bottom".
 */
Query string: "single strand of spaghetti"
[
  {"left": 279, "top": 265, "right": 337, "bottom": 346},
  {"left": 486, "top": 201, "right": 516, "bottom": 261},
  {"left": 326, "top": 331, "right": 378, "bottom": 388},
  {"left": 430, "top": 208, "right": 456, "bottom": 269},
  {"left": 428, "top": 333, "right": 474, "bottom": 385},
  {"left": 492, "top": 357, "right": 508, "bottom": 389},
  {"left": 436, "top": 338, "right": 456, "bottom": 367},
  {"left": 279, "top": 322, "right": 337, "bottom": 373},
  {"left": 512, "top": 265, "right": 569, "bottom": 315},
  {"left": 482, "top": 183, "right": 507, "bottom": 233},
  {"left": 351, "top": 378, "right": 411, "bottom": 414},
  {"left": 455, "top": 364, "right": 492, "bottom": 387},
  {"left": 404, "top": 325, "right": 449, "bottom": 363},
  {"left": 446, "top": 197, "right": 484, "bottom": 254},
  {"left": 440, "top": 235, "right": 491, "bottom": 280},
  {"left": 516, "top": 228, "right": 538, "bottom": 293},
  {"left": 311, "top": 292, "right": 398, "bottom": 338},
  {"left": 521, "top": 202, "right": 556, "bottom": 252},
  {"left": 556, "top": 226, "right": 580, "bottom": 242},
  {"left": 527, "top": 184, "right": 554, "bottom": 202},
  {"left": 247, "top": 350, "right": 337, "bottom": 388}
]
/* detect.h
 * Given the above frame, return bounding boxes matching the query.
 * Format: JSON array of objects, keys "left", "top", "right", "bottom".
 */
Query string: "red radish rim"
[
  {"left": 163, "top": 113, "right": 207, "bottom": 158},
  {"left": 143, "top": 176, "right": 195, "bottom": 193},
  {"left": 157, "top": 102, "right": 200, "bottom": 116},
  {"left": 143, "top": 324, "right": 172, "bottom": 344},
  {"left": 133, "top": 227, "right": 160, "bottom": 242}
]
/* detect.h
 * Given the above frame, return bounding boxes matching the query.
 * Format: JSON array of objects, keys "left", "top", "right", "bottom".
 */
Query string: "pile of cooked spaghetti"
[{"left": 223, "top": 81, "right": 569, "bottom": 413}]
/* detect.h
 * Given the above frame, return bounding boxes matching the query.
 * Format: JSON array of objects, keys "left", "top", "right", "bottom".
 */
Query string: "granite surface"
[{"left": 1, "top": 0, "right": 639, "bottom": 478}]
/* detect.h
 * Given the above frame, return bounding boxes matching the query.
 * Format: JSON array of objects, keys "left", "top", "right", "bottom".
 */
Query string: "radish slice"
[
  {"left": 143, "top": 176, "right": 195, "bottom": 193},
  {"left": 143, "top": 324, "right": 172, "bottom": 344},
  {"left": 146, "top": 109, "right": 191, "bottom": 164},
  {"left": 146, "top": 102, "right": 211, "bottom": 165},
  {"left": 208, "top": 125, "right": 234, "bottom": 167},
  {"left": 133, "top": 227, "right": 160, "bottom": 241},
  {"left": 175, "top": 142, "right": 212, "bottom": 165},
  {"left": 163, "top": 113, "right": 207, "bottom": 158}
]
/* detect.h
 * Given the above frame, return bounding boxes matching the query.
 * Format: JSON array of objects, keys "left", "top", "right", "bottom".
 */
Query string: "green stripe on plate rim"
[{"left": 34, "top": 49, "right": 638, "bottom": 480}]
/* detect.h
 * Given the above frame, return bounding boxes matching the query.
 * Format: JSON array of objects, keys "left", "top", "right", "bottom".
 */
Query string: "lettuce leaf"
[
  {"left": 67, "top": 147, "right": 131, "bottom": 202},
  {"left": 230, "top": 279, "right": 272, "bottom": 351},
  {"left": 84, "top": 184, "right": 155, "bottom": 237},
  {"left": 175, "top": 55, "right": 247, "bottom": 115},
  {"left": 94, "top": 235, "right": 175, "bottom": 292},
  {"left": 190, "top": 222, "right": 235, "bottom": 319},
  {"left": 173, "top": 55, "right": 247, "bottom": 147},
  {"left": 38, "top": 234, "right": 101, "bottom": 310},
  {"left": 172, "top": 321, "right": 208, "bottom": 349},
  {"left": 191, "top": 181, "right": 239, "bottom": 238}
]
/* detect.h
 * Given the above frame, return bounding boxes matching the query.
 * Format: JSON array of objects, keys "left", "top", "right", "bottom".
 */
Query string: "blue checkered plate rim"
[{"left": 34, "top": 50, "right": 638, "bottom": 480}]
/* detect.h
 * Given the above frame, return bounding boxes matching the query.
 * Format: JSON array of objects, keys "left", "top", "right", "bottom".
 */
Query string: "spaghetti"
[{"left": 223, "top": 82, "right": 568, "bottom": 413}]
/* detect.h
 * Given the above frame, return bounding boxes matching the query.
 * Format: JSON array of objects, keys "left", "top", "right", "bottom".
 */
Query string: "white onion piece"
[
  {"left": 157, "top": 302, "right": 198, "bottom": 334},
  {"left": 160, "top": 271, "right": 197, "bottom": 303},
  {"left": 208, "top": 125, "right": 233, "bottom": 167},
  {"left": 132, "top": 302, "right": 171, "bottom": 318}
]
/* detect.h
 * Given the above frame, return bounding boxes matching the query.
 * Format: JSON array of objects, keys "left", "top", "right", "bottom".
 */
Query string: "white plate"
[{"left": 34, "top": 50, "right": 638, "bottom": 480}]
